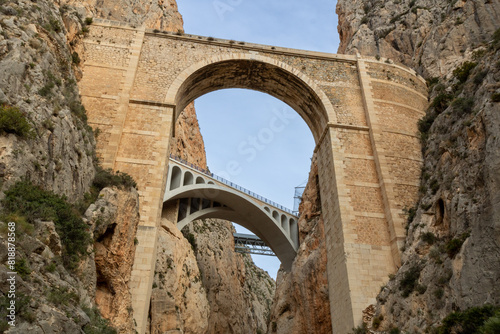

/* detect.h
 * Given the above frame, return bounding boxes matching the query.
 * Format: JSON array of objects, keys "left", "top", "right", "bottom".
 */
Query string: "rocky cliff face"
[
  {"left": 0, "top": 0, "right": 147, "bottom": 332},
  {"left": 0, "top": 0, "right": 95, "bottom": 201},
  {"left": 83, "top": 187, "right": 140, "bottom": 332},
  {"left": 336, "top": 0, "right": 500, "bottom": 332},
  {"left": 337, "top": 0, "right": 499, "bottom": 78},
  {"left": 169, "top": 102, "right": 208, "bottom": 169},
  {"left": 61, "top": 0, "right": 184, "bottom": 31},
  {"left": 183, "top": 219, "right": 276, "bottom": 334},
  {"left": 148, "top": 218, "right": 210, "bottom": 334}
]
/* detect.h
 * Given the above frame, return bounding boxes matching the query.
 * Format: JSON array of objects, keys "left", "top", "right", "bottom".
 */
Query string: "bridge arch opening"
[
  {"left": 164, "top": 55, "right": 329, "bottom": 273},
  {"left": 183, "top": 171, "right": 194, "bottom": 186},
  {"left": 166, "top": 55, "right": 337, "bottom": 142},
  {"left": 170, "top": 166, "right": 182, "bottom": 190}
]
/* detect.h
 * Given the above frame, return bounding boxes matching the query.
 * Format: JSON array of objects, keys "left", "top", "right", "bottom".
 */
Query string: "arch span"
[
  {"left": 164, "top": 160, "right": 299, "bottom": 269},
  {"left": 164, "top": 53, "right": 337, "bottom": 141}
]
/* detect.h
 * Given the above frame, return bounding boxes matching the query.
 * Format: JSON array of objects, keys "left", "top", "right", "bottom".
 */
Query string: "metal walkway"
[{"left": 233, "top": 233, "right": 276, "bottom": 256}]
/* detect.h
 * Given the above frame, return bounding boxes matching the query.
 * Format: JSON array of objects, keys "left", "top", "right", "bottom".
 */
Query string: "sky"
[{"left": 177, "top": 0, "right": 340, "bottom": 279}]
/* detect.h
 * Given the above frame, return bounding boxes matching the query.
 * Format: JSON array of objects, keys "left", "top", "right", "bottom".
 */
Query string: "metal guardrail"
[{"left": 169, "top": 154, "right": 296, "bottom": 215}]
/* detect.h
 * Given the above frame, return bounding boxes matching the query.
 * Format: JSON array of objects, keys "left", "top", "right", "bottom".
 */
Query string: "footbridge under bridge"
[{"left": 163, "top": 156, "right": 299, "bottom": 268}]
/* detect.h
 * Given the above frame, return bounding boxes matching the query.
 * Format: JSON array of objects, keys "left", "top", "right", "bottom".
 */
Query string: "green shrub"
[
  {"left": 14, "top": 258, "right": 31, "bottom": 279},
  {"left": 473, "top": 70, "right": 488, "bottom": 85},
  {"left": 389, "top": 328, "right": 401, "bottom": 334},
  {"left": 0, "top": 104, "right": 33, "bottom": 138},
  {"left": 84, "top": 17, "right": 93, "bottom": 25},
  {"left": 38, "top": 82, "right": 55, "bottom": 97},
  {"left": 418, "top": 111, "right": 437, "bottom": 133},
  {"left": 184, "top": 232, "right": 197, "bottom": 251},
  {"left": 2, "top": 180, "right": 91, "bottom": 269},
  {"left": 45, "top": 261, "right": 57, "bottom": 273},
  {"left": 445, "top": 232, "right": 470, "bottom": 258},
  {"left": 435, "top": 305, "right": 499, "bottom": 334},
  {"left": 68, "top": 100, "right": 88, "bottom": 122},
  {"left": 491, "top": 93, "right": 500, "bottom": 102},
  {"left": 72, "top": 51, "right": 81, "bottom": 65},
  {"left": 430, "top": 178, "right": 440, "bottom": 194},
  {"left": 399, "top": 265, "right": 421, "bottom": 297},
  {"left": 93, "top": 166, "right": 137, "bottom": 190},
  {"left": 438, "top": 270, "right": 453, "bottom": 285},
  {"left": 453, "top": 61, "right": 477, "bottom": 83},
  {"left": 421, "top": 231, "right": 436, "bottom": 245},
  {"left": 46, "top": 286, "right": 79, "bottom": 306},
  {"left": 0, "top": 292, "right": 32, "bottom": 327},
  {"left": 430, "top": 93, "right": 453, "bottom": 113},
  {"left": 492, "top": 28, "right": 500, "bottom": 49},
  {"left": 372, "top": 315, "right": 383, "bottom": 329},
  {"left": 404, "top": 206, "right": 417, "bottom": 226},
  {"left": 416, "top": 284, "right": 427, "bottom": 294},
  {"left": 480, "top": 314, "right": 500, "bottom": 334},
  {"left": 427, "top": 77, "right": 439, "bottom": 88},
  {"left": 429, "top": 246, "right": 442, "bottom": 263},
  {"left": 351, "top": 323, "right": 368, "bottom": 334},
  {"left": 0, "top": 212, "right": 34, "bottom": 237},
  {"left": 452, "top": 97, "right": 475, "bottom": 115},
  {"left": 418, "top": 112, "right": 436, "bottom": 145}
]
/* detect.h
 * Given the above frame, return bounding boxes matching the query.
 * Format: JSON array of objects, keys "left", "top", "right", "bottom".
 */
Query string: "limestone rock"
[
  {"left": 84, "top": 187, "right": 140, "bottom": 333},
  {"left": 0, "top": 0, "right": 95, "bottom": 201},
  {"left": 62, "top": 0, "right": 184, "bottom": 31},
  {"left": 148, "top": 218, "right": 209, "bottom": 334},
  {"left": 169, "top": 102, "right": 208, "bottom": 169},
  {"left": 337, "top": 0, "right": 500, "bottom": 77},
  {"left": 184, "top": 219, "right": 276, "bottom": 334},
  {"left": 34, "top": 220, "right": 62, "bottom": 256}
]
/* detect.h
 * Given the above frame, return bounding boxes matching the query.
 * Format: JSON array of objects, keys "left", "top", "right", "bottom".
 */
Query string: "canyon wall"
[{"left": 0, "top": 0, "right": 139, "bottom": 332}]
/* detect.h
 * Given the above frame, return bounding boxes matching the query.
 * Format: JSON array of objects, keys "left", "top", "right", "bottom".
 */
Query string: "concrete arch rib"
[
  {"left": 177, "top": 206, "right": 234, "bottom": 230},
  {"left": 164, "top": 184, "right": 297, "bottom": 269},
  {"left": 164, "top": 53, "right": 337, "bottom": 142}
]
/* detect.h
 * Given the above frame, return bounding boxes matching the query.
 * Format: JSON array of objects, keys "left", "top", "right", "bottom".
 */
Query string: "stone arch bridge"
[{"left": 79, "top": 19, "right": 428, "bottom": 334}]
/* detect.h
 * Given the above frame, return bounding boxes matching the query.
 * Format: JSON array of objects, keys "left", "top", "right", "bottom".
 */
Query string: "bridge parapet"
[{"left": 168, "top": 155, "right": 295, "bottom": 214}]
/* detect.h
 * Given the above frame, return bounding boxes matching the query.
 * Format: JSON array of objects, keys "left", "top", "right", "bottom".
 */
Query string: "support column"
[
  {"left": 356, "top": 56, "right": 405, "bottom": 265},
  {"left": 315, "top": 126, "right": 355, "bottom": 334},
  {"left": 104, "top": 25, "right": 146, "bottom": 169},
  {"left": 118, "top": 102, "right": 175, "bottom": 334}
]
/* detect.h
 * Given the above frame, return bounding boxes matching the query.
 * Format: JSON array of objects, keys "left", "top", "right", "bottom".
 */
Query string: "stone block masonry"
[{"left": 79, "top": 19, "right": 428, "bottom": 334}]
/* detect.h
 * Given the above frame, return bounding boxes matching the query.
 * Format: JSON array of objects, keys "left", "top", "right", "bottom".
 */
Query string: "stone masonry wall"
[{"left": 78, "top": 20, "right": 428, "bottom": 333}]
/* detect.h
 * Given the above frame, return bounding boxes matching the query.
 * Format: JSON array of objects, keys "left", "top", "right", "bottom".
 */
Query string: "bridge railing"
[{"left": 169, "top": 154, "right": 296, "bottom": 215}]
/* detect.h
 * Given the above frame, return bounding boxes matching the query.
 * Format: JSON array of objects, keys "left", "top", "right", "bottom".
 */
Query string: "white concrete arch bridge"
[{"left": 162, "top": 155, "right": 299, "bottom": 268}]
